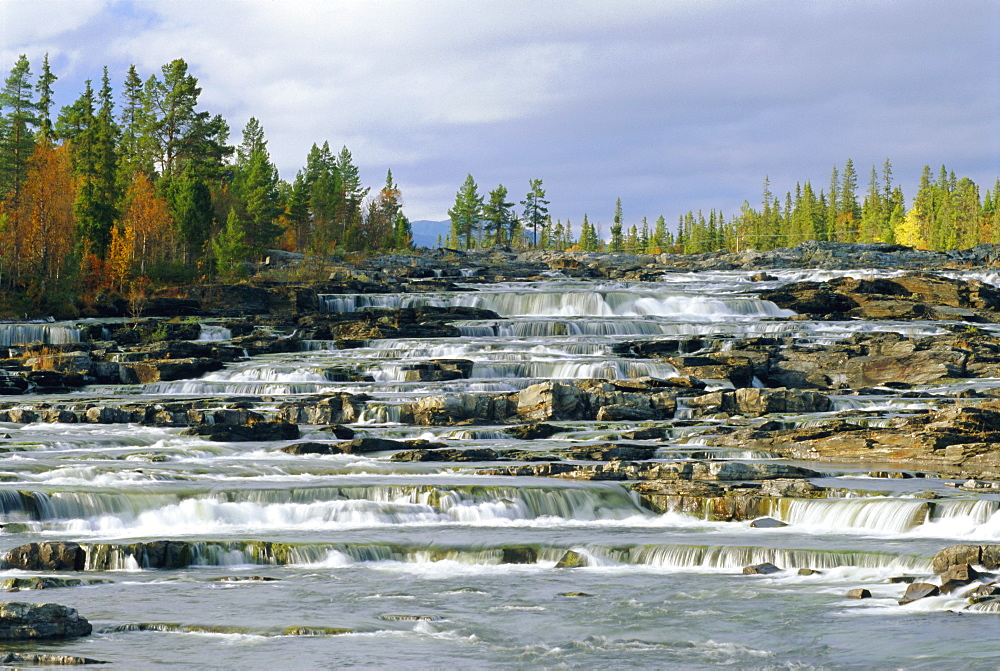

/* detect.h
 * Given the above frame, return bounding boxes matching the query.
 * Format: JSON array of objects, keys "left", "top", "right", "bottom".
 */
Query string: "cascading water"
[{"left": 0, "top": 273, "right": 994, "bottom": 667}]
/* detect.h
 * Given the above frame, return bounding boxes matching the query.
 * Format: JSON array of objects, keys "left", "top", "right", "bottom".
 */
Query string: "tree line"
[
  {"left": 444, "top": 160, "right": 1000, "bottom": 256},
  {"left": 0, "top": 54, "right": 412, "bottom": 315},
  {"left": 2, "top": 53, "right": 998, "bottom": 317}
]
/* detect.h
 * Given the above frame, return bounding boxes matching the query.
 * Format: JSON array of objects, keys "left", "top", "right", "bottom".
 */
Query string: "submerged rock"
[
  {"left": 0, "top": 652, "right": 107, "bottom": 665},
  {"left": 749, "top": 517, "right": 788, "bottom": 528},
  {"left": 743, "top": 562, "right": 781, "bottom": 575}
]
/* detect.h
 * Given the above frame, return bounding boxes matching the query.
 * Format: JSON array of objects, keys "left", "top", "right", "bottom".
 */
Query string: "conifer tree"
[
  {"left": 0, "top": 55, "right": 38, "bottom": 202},
  {"left": 520, "top": 179, "right": 548, "bottom": 248},
  {"left": 232, "top": 117, "right": 282, "bottom": 256},
  {"left": 483, "top": 184, "right": 514, "bottom": 246},
  {"left": 36, "top": 54, "right": 57, "bottom": 147},
  {"left": 448, "top": 173, "right": 483, "bottom": 249},
  {"left": 609, "top": 197, "right": 624, "bottom": 252},
  {"left": 213, "top": 207, "right": 250, "bottom": 278}
]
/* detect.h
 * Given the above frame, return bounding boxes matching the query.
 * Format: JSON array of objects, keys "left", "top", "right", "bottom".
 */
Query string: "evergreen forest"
[{"left": 1, "top": 54, "right": 998, "bottom": 317}]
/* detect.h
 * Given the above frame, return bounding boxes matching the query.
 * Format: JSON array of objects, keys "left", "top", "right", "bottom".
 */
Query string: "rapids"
[{"left": 0, "top": 271, "right": 998, "bottom": 667}]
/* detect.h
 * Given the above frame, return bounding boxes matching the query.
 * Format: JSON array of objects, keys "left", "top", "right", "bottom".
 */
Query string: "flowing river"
[{"left": 1, "top": 270, "right": 999, "bottom": 668}]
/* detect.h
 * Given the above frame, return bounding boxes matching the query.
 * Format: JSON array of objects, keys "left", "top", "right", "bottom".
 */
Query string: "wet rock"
[
  {"left": 743, "top": 562, "right": 781, "bottom": 575},
  {"left": 898, "top": 582, "right": 940, "bottom": 605},
  {"left": 932, "top": 544, "right": 987, "bottom": 573},
  {"left": 318, "top": 424, "right": 356, "bottom": 439},
  {"left": 401, "top": 359, "right": 474, "bottom": 382},
  {"left": 4, "top": 542, "right": 85, "bottom": 571},
  {"left": 798, "top": 568, "right": 822, "bottom": 576},
  {"left": 964, "top": 583, "right": 1000, "bottom": 603},
  {"left": 2, "top": 577, "right": 109, "bottom": 590},
  {"left": 0, "top": 652, "right": 107, "bottom": 665},
  {"left": 620, "top": 427, "right": 666, "bottom": 440},
  {"left": 939, "top": 563, "right": 981, "bottom": 593},
  {"left": 500, "top": 547, "right": 538, "bottom": 564},
  {"left": 888, "top": 576, "right": 916, "bottom": 584},
  {"left": 564, "top": 443, "right": 659, "bottom": 461},
  {"left": 506, "top": 423, "right": 563, "bottom": 440},
  {"left": 120, "top": 357, "right": 224, "bottom": 385},
  {"left": 749, "top": 517, "right": 788, "bottom": 528},
  {"left": 277, "top": 393, "right": 370, "bottom": 425},
  {"left": 390, "top": 447, "right": 499, "bottom": 462},
  {"left": 209, "top": 576, "right": 280, "bottom": 582},
  {"left": 558, "top": 592, "right": 593, "bottom": 597},
  {"left": 183, "top": 422, "right": 300, "bottom": 442},
  {"left": 555, "top": 550, "right": 588, "bottom": 568},
  {"left": 280, "top": 441, "right": 345, "bottom": 455},
  {"left": 846, "top": 588, "right": 871, "bottom": 599},
  {"left": 0, "top": 602, "right": 92, "bottom": 639},
  {"left": 517, "top": 382, "right": 585, "bottom": 422}
]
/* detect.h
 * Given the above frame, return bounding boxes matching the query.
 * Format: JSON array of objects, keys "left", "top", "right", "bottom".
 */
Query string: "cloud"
[{"left": 0, "top": 0, "right": 997, "bottom": 224}]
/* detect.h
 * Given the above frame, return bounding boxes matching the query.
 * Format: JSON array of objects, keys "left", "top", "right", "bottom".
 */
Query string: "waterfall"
[{"left": 0, "top": 323, "right": 82, "bottom": 346}]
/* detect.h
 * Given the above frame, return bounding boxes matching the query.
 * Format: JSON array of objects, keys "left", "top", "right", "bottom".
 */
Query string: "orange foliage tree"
[
  {"left": 0, "top": 144, "right": 77, "bottom": 308},
  {"left": 108, "top": 172, "right": 176, "bottom": 292}
]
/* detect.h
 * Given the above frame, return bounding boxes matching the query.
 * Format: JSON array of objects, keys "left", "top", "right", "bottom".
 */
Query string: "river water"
[{"left": 1, "top": 270, "right": 999, "bottom": 669}]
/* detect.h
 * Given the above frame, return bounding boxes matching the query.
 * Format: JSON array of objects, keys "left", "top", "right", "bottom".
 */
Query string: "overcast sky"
[{"left": 2, "top": 0, "right": 998, "bottom": 229}]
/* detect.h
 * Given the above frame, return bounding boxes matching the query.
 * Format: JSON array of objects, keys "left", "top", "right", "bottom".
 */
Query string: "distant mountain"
[{"left": 409, "top": 220, "right": 452, "bottom": 248}]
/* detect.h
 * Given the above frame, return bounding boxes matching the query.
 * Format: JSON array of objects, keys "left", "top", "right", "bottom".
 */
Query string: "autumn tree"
[
  {"left": 108, "top": 172, "right": 176, "bottom": 288},
  {"left": 1, "top": 144, "right": 77, "bottom": 311}
]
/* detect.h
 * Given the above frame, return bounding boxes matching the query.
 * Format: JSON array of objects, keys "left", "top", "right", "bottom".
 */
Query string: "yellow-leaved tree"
[{"left": 892, "top": 207, "right": 929, "bottom": 250}]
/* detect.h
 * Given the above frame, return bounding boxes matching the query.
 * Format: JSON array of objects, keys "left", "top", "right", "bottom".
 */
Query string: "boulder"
[
  {"left": 932, "top": 544, "right": 984, "bottom": 573},
  {"left": 4, "top": 542, "right": 85, "bottom": 571},
  {"left": 555, "top": 550, "right": 588, "bottom": 568},
  {"left": 898, "top": 582, "right": 940, "bottom": 605},
  {"left": 846, "top": 588, "right": 871, "bottom": 599},
  {"left": 0, "top": 602, "right": 92, "bottom": 640}
]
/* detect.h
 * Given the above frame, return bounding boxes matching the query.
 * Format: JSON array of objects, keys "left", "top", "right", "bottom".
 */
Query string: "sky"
[{"left": 2, "top": 0, "right": 998, "bottom": 230}]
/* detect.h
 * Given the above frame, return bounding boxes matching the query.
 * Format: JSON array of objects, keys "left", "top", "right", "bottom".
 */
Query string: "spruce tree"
[
  {"left": 36, "top": 54, "right": 57, "bottom": 146},
  {"left": 609, "top": 197, "right": 624, "bottom": 252},
  {"left": 213, "top": 207, "right": 249, "bottom": 278}
]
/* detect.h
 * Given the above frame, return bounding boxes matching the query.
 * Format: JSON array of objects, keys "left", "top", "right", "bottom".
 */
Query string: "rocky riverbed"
[{"left": 0, "top": 242, "right": 999, "bottom": 666}]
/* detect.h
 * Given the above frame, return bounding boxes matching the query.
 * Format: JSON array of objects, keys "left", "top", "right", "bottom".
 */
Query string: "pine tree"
[
  {"left": 520, "top": 179, "right": 549, "bottom": 248},
  {"left": 483, "top": 184, "right": 514, "bottom": 246},
  {"left": 0, "top": 55, "right": 38, "bottom": 202},
  {"left": 448, "top": 174, "right": 483, "bottom": 249}
]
